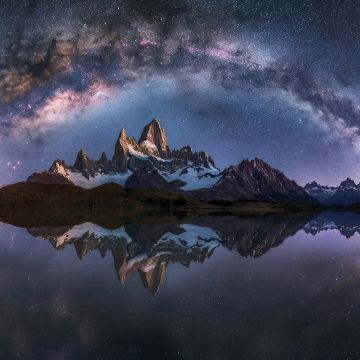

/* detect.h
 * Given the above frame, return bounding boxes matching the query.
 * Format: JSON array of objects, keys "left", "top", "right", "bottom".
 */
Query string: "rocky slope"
[
  {"left": 27, "top": 118, "right": 315, "bottom": 204},
  {"left": 304, "top": 178, "right": 360, "bottom": 206},
  {"left": 191, "top": 158, "right": 315, "bottom": 204}
]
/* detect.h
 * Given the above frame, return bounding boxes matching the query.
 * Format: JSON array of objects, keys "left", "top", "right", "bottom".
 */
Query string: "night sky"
[{"left": 1, "top": 0, "right": 360, "bottom": 186}]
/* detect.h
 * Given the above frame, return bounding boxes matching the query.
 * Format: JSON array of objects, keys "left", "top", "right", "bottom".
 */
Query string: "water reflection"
[
  {"left": 28, "top": 222, "right": 221, "bottom": 294},
  {"left": 2, "top": 211, "right": 360, "bottom": 358},
  {"left": 24, "top": 212, "right": 360, "bottom": 294}
]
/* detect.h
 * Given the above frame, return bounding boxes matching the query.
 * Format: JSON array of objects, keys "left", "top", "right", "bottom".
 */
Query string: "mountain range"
[
  {"left": 304, "top": 178, "right": 360, "bottom": 206},
  {"left": 27, "top": 118, "right": 315, "bottom": 204},
  {"left": 25, "top": 117, "right": 360, "bottom": 206}
]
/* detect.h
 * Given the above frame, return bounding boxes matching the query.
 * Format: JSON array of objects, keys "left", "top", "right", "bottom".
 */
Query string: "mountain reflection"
[
  {"left": 28, "top": 222, "right": 220, "bottom": 294},
  {"left": 26, "top": 212, "right": 360, "bottom": 293}
]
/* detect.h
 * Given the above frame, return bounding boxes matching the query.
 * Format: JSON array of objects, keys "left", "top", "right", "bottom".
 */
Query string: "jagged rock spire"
[
  {"left": 112, "top": 128, "right": 129, "bottom": 172},
  {"left": 305, "top": 181, "right": 321, "bottom": 188},
  {"left": 74, "top": 149, "right": 99, "bottom": 177},
  {"left": 138, "top": 118, "right": 171, "bottom": 158},
  {"left": 99, "top": 152, "right": 108, "bottom": 164},
  {"left": 170, "top": 147, "right": 215, "bottom": 168},
  {"left": 98, "top": 152, "right": 112, "bottom": 172},
  {"left": 339, "top": 177, "right": 357, "bottom": 188},
  {"left": 74, "top": 149, "right": 89, "bottom": 171},
  {"left": 119, "top": 128, "right": 127, "bottom": 142},
  {"left": 49, "top": 159, "right": 67, "bottom": 175}
]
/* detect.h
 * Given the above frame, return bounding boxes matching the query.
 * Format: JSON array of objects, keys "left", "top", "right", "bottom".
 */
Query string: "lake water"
[{"left": 1, "top": 212, "right": 360, "bottom": 359}]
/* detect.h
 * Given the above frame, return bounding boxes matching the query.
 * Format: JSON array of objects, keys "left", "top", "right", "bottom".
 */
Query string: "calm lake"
[{"left": 1, "top": 212, "right": 360, "bottom": 359}]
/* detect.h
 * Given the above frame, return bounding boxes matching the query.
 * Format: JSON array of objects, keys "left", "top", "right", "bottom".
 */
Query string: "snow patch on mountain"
[
  {"left": 161, "top": 165, "right": 221, "bottom": 191},
  {"left": 304, "top": 179, "right": 360, "bottom": 205},
  {"left": 67, "top": 170, "right": 133, "bottom": 189}
]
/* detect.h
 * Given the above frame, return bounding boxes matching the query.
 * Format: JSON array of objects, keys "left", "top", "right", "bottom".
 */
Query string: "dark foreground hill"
[{"left": 0, "top": 182, "right": 320, "bottom": 228}]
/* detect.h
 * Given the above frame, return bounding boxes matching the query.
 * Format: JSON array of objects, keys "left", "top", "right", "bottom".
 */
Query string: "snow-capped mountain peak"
[
  {"left": 304, "top": 178, "right": 360, "bottom": 205},
  {"left": 27, "top": 118, "right": 315, "bottom": 204},
  {"left": 28, "top": 118, "right": 219, "bottom": 191}
]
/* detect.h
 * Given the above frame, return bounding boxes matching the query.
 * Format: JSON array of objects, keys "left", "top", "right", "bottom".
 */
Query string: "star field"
[{"left": 0, "top": 0, "right": 360, "bottom": 185}]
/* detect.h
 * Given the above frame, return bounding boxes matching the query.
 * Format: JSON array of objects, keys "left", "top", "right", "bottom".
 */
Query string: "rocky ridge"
[
  {"left": 27, "top": 118, "right": 315, "bottom": 204},
  {"left": 191, "top": 157, "right": 315, "bottom": 204},
  {"left": 304, "top": 178, "right": 360, "bottom": 206},
  {"left": 28, "top": 118, "right": 220, "bottom": 192}
]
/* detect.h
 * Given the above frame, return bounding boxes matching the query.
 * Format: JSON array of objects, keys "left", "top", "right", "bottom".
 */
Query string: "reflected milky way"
[{"left": 3, "top": 212, "right": 360, "bottom": 358}]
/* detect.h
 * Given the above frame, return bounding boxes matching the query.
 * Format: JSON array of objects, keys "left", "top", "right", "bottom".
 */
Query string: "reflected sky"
[{"left": 1, "top": 213, "right": 360, "bottom": 358}]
